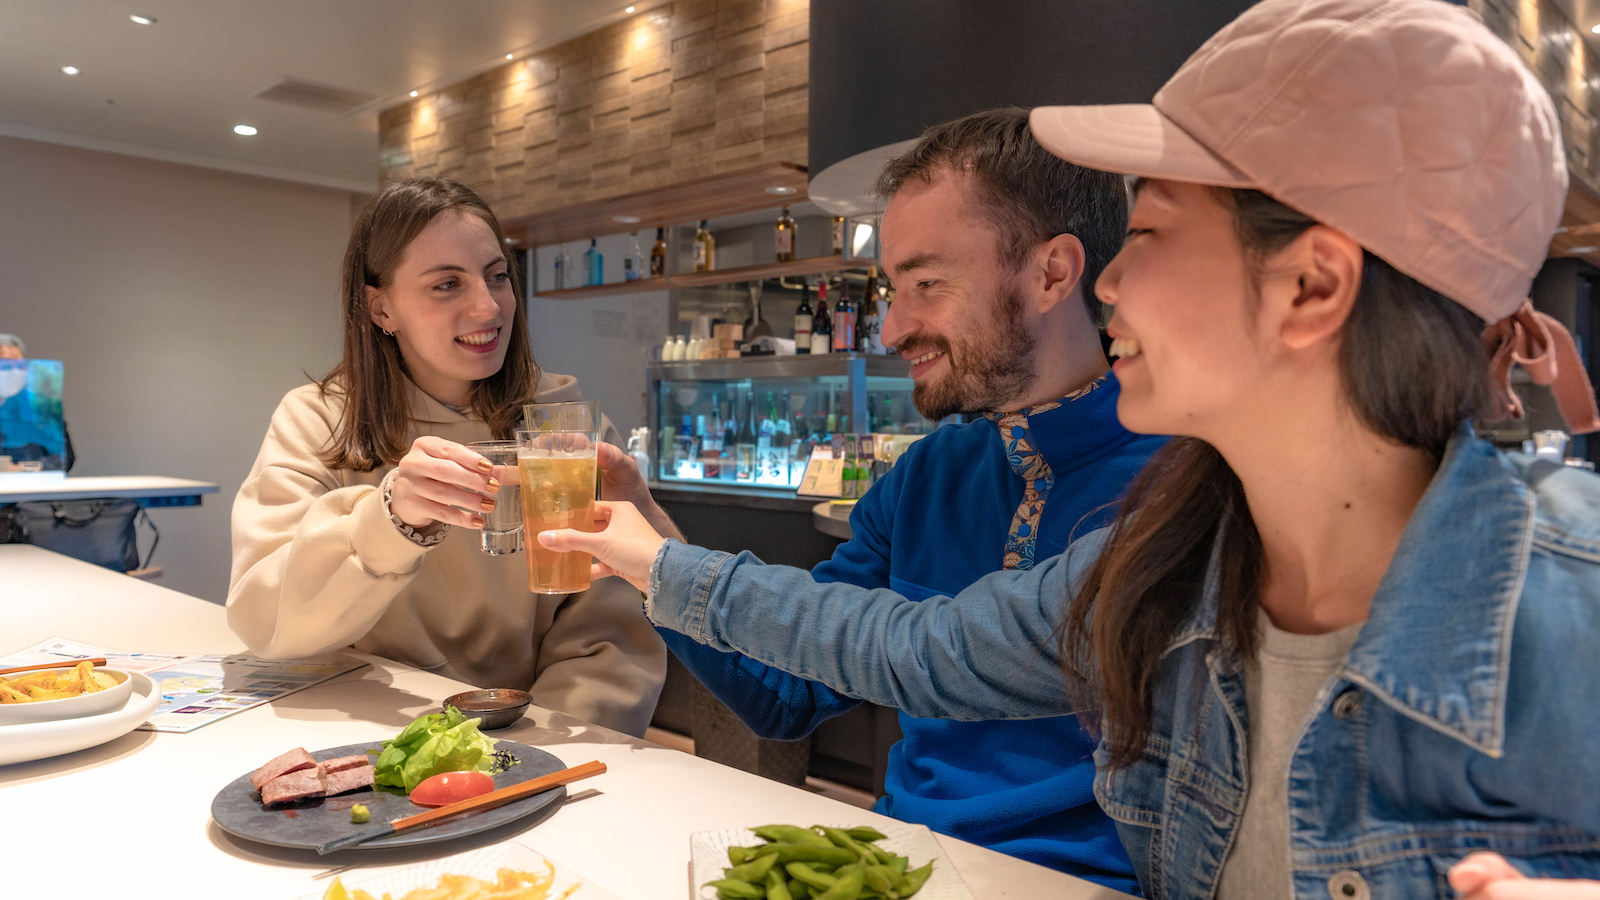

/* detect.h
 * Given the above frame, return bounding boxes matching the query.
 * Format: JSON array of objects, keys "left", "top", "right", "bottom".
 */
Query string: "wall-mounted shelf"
[
  {"left": 670, "top": 254, "right": 850, "bottom": 288},
  {"left": 533, "top": 255, "right": 857, "bottom": 299},
  {"left": 502, "top": 161, "right": 808, "bottom": 249},
  {"left": 536, "top": 279, "right": 670, "bottom": 300}
]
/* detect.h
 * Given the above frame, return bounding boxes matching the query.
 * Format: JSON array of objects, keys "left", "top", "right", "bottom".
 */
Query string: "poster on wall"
[{"left": 0, "top": 358, "right": 68, "bottom": 473}]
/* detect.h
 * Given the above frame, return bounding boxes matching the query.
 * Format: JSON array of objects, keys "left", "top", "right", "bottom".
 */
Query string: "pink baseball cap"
[
  {"left": 1030, "top": 0, "right": 1599, "bottom": 433},
  {"left": 1029, "top": 0, "right": 1563, "bottom": 326}
]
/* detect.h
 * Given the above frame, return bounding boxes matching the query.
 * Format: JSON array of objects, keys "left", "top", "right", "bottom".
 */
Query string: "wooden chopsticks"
[
  {"left": 316, "top": 760, "right": 606, "bottom": 854},
  {"left": 0, "top": 657, "right": 108, "bottom": 677}
]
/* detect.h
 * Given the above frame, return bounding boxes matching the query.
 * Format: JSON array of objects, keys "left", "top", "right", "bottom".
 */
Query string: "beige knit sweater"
[{"left": 226, "top": 373, "right": 665, "bottom": 737}]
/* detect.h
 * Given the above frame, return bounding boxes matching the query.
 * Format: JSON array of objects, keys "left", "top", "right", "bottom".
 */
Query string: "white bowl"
[{"left": 0, "top": 666, "right": 134, "bottom": 725}]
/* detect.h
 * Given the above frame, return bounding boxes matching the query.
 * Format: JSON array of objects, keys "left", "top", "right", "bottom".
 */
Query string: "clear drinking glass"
[
  {"left": 465, "top": 440, "right": 522, "bottom": 555},
  {"left": 518, "top": 401, "right": 601, "bottom": 595}
]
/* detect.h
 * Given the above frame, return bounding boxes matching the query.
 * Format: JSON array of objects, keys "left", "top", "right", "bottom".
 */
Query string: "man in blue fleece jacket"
[{"left": 662, "top": 109, "right": 1163, "bottom": 891}]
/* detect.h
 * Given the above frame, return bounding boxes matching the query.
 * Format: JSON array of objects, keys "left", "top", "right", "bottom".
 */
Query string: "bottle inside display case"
[{"left": 647, "top": 355, "right": 938, "bottom": 493}]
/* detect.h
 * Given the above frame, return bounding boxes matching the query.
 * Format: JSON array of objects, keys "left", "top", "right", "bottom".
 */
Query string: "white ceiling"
[{"left": 0, "top": 0, "right": 643, "bottom": 193}]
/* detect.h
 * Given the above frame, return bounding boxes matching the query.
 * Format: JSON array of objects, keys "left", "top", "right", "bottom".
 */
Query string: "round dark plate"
[{"left": 210, "top": 741, "right": 565, "bottom": 852}]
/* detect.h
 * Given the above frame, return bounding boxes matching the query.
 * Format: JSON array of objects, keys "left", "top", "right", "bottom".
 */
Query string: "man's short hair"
[
  {"left": 0, "top": 334, "right": 25, "bottom": 356},
  {"left": 874, "top": 107, "right": 1129, "bottom": 325}
]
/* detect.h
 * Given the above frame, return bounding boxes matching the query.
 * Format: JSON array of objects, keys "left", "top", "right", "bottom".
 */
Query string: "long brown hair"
[
  {"left": 317, "top": 177, "right": 539, "bottom": 471},
  {"left": 1064, "top": 188, "right": 1489, "bottom": 767}
]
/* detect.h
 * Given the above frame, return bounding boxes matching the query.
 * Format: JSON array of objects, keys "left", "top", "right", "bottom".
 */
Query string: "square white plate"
[
  {"left": 689, "top": 821, "right": 973, "bottom": 899},
  {"left": 297, "top": 842, "right": 619, "bottom": 899}
]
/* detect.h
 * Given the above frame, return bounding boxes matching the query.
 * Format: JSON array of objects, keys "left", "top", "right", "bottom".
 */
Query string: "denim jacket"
[{"left": 649, "top": 429, "right": 1600, "bottom": 898}]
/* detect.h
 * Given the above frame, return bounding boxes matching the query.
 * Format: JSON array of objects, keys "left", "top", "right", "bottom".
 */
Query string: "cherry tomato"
[{"left": 409, "top": 770, "right": 495, "bottom": 807}]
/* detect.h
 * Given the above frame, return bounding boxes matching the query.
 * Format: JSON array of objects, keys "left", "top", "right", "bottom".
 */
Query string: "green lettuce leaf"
[{"left": 372, "top": 706, "right": 497, "bottom": 792}]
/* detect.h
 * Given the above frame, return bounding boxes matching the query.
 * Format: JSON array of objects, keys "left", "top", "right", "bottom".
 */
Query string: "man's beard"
[{"left": 907, "top": 283, "right": 1038, "bottom": 420}]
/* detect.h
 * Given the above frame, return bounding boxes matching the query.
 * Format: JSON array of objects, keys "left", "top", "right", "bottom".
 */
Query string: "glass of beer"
[
  {"left": 517, "top": 401, "right": 601, "bottom": 594},
  {"left": 465, "top": 440, "right": 522, "bottom": 555}
]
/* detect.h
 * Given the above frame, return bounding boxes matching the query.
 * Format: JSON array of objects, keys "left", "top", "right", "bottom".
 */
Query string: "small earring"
[{"left": 381, "top": 328, "right": 394, "bottom": 336}]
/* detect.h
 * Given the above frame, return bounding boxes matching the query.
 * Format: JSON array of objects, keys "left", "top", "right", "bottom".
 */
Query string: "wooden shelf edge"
[
  {"left": 670, "top": 255, "right": 853, "bottom": 288},
  {"left": 533, "top": 279, "right": 670, "bottom": 300},
  {"left": 531, "top": 256, "right": 868, "bottom": 299}
]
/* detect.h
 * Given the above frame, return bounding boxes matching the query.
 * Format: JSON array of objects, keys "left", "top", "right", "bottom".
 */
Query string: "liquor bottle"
[
  {"left": 832, "top": 281, "right": 856, "bottom": 353},
  {"left": 830, "top": 216, "right": 846, "bottom": 255},
  {"left": 858, "top": 265, "right": 884, "bottom": 354},
  {"left": 625, "top": 231, "right": 642, "bottom": 282},
  {"left": 810, "top": 286, "right": 832, "bottom": 355},
  {"left": 703, "top": 393, "right": 723, "bottom": 479},
  {"left": 721, "top": 397, "right": 738, "bottom": 481},
  {"left": 650, "top": 227, "right": 667, "bottom": 278},
  {"left": 553, "top": 243, "right": 570, "bottom": 290},
  {"left": 735, "top": 394, "right": 757, "bottom": 482},
  {"left": 793, "top": 284, "right": 813, "bottom": 355},
  {"left": 775, "top": 205, "right": 796, "bottom": 262},
  {"left": 584, "top": 238, "right": 603, "bottom": 286},
  {"left": 693, "top": 220, "right": 715, "bottom": 272}
]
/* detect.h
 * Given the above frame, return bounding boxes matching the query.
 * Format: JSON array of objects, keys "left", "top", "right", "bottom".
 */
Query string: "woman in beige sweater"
[{"left": 227, "top": 177, "right": 665, "bottom": 737}]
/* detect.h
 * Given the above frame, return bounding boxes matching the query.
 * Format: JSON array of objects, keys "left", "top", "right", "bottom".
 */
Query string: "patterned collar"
[{"left": 983, "top": 375, "right": 1110, "bottom": 570}]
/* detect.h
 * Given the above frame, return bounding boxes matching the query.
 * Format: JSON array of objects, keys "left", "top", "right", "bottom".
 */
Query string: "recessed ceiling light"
[
  {"left": 613, "top": 214, "right": 642, "bottom": 224},
  {"left": 410, "top": 90, "right": 419, "bottom": 98},
  {"left": 1568, "top": 245, "right": 1598, "bottom": 253},
  {"left": 765, "top": 185, "right": 797, "bottom": 196},
  {"left": 61, "top": 65, "right": 80, "bottom": 76},
  {"left": 626, "top": 5, "right": 636, "bottom": 12},
  {"left": 506, "top": 53, "right": 515, "bottom": 60},
  {"left": 502, "top": 236, "right": 519, "bottom": 245},
  {"left": 233, "top": 124, "right": 258, "bottom": 136},
  {"left": 1592, "top": 23, "right": 1600, "bottom": 33},
  {"left": 130, "top": 13, "right": 156, "bottom": 25}
]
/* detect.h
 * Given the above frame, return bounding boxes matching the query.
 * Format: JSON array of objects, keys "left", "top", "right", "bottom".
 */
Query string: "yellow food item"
[
  {"left": 0, "top": 661, "right": 117, "bottom": 703},
  {"left": 322, "top": 863, "right": 578, "bottom": 900},
  {"left": 349, "top": 804, "right": 370, "bottom": 824}
]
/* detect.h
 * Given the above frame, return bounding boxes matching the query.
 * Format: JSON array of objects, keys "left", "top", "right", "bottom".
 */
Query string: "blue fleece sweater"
[{"left": 662, "top": 375, "right": 1162, "bottom": 891}]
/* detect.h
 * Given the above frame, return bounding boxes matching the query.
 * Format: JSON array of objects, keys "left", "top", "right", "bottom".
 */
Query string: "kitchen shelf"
[
  {"left": 535, "top": 278, "right": 670, "bottom": 299},
  {"left": 669, "top": 254, "right": 851, "bottom": 288},
  {"left": 532, "top": 255, "right": 857, "bottom": 299}
]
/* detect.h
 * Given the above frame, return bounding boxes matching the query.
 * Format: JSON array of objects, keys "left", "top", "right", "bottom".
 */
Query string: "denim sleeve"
[
  {"left": 648, "top": 529, "right": 1106, "bottom": 721},
  {"left": 650, "top": 477, "right": 908, "bottom": 740}
]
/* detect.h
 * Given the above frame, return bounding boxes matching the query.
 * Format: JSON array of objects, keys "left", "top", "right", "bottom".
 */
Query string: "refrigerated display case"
[{"left": 646, "top": 354, "right": 931, "bottom": 492}]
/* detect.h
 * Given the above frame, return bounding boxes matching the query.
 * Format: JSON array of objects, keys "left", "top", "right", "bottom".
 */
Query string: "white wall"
[
  {"left": 0, "top": 136, "right": 356, "bottom": 603},
  {"left": 527, "top": 237, "right": 670, "bottom": 439}
]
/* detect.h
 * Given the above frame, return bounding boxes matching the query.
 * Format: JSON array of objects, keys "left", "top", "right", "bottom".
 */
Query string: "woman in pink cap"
[{"left": 541, "top": 0, "right": 1600, "bottom": 895}]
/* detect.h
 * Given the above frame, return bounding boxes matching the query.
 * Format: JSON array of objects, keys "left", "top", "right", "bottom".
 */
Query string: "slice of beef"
[
  {"left": 250, "top": 747, "right": 315, "bottom": 791},
  {"left": 322, "top": 762, "right": 376, "bottom": 796},
  {"left": 261, "top": 766, "right": 327, "bottom": 805},
  {"left": 318, "top": 755, "right": 370, "bottom": 774}
]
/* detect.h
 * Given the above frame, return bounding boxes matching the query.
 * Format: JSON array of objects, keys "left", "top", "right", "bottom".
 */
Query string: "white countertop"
[
  {"left": 1, "top": 544, "right": 1129, "bottom": 900},
  {"left": 0, "top": 474, "right": 219, "bottom": 503}
]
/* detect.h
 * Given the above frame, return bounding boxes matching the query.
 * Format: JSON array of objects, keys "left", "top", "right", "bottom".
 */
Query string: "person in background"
[
  {"left": 621, "top": 109, "right": 1164, "bottom": 889},
  {"left": 226, "top": 177, "right": 665, "bottom": 737},
  {"left": 0, "top": 333, "right": 76, "bottom": 472},
  {"left": 541, "top": 0, "right": 1600, "bottom": 896}
]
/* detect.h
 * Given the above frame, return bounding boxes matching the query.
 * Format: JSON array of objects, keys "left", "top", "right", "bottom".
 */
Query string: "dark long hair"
[
  {"left": 1064, "top": 189, "right": 1489, "bottom": 768},
  {"left": 317, "top": 177, "right": 539, "bottom": 471}
]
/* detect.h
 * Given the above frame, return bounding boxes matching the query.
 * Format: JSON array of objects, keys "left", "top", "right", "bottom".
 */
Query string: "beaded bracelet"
[{"left": 381, "top": 468, "right": 448, "bottom": 547}]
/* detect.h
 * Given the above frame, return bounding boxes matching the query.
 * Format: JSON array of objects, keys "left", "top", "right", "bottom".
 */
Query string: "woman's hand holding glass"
[
  {"left": 388, "top": 435, "right": 499, "bottom": 529},
  {"left": 536, "top": 500, "right": 665, "bottom": 594}
]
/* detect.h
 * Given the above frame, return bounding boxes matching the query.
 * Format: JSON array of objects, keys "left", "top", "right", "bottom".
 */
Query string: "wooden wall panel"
[{"left": 378, "top": 0, "right": 810, "bottom": 221}]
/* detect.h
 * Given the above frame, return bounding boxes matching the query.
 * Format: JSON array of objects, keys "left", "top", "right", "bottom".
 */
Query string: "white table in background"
[
  {"left": 0, "top": 474, "right": 219, "bottom": 507},
  {"left": 1, "top": 544, "right": 1131, "bottom": 900}
]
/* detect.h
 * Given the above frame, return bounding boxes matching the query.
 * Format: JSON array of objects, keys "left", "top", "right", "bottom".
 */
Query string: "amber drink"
[{"left": 518, "top": 401, "right": 601, "bottom": 594}]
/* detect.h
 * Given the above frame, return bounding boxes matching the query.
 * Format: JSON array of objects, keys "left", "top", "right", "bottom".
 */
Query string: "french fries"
[
  {"left": 324, "top": 863, "right": 579, "bottom": 900},
  {"left": 0, "top": 660, "right": 117, "bottom": 703}
]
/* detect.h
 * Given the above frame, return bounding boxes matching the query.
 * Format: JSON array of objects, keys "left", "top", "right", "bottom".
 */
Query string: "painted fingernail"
[
  {"left": 476, "top": 458, "right": 494, "bottom": 474},
  {"left": 471, "top": 515, "right": 486, "bottom": 528},
  {"left": 480, "top": 498, "right": 496, "bottom": 512},
  {"left": 486, "top": 477, "right": 501, "bottom": 492}
]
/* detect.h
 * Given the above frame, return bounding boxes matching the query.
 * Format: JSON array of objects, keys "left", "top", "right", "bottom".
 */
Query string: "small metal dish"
[{"left": 443, "top": 688, "right": 531, "bottom": 730}]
